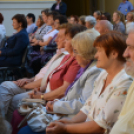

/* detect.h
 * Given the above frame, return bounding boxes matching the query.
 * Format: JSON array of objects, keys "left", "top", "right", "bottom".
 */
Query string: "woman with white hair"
[{"left": 85, "top": 15, "right": 96, "bottom": 29}]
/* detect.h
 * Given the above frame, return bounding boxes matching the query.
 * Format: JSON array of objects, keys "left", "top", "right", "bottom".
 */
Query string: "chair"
[
  {"left": 0, "top": 46, "right": 28, "bottom": 82},
  {"left": 0, "top": 36, "right": 6, "bottom": 49}
]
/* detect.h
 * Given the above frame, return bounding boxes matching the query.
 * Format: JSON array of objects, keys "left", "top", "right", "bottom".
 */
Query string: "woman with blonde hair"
[
  {"left": 113, "top": 11, "right": 126, "bottom": 34},
  {"left": 126, "top": 12, "right": 134, "bottom": 34}
]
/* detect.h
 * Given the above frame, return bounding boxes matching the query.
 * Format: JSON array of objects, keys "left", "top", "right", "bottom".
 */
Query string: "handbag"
[
  {"left": 27, "top": 106, "right": 62, "bottom": 132},
  {"left": 18, "top": 98, "right": 46, "bottom": 115}
]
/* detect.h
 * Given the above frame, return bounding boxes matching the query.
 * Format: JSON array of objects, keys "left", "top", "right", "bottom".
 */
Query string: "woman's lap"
[{"left": 18, "top": 125, "right": 46, "bottom": 134}]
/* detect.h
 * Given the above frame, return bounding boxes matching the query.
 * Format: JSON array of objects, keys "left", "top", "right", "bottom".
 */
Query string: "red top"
[{"left": 47, "top": 54, "right": 80, "bottom": 91}]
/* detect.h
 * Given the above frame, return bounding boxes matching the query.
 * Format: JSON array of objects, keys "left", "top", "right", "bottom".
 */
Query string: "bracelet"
[{"left": 41, "top": 94, "right": 44, "bottom": 100}]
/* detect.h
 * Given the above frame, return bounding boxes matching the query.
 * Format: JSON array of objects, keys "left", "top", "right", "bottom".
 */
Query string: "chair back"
[
  {"left": 0, "top": 36, "right": 6, "bottom": 49},
  {"left": 21, "top": 46, "right": 28, "bottom": 67}
]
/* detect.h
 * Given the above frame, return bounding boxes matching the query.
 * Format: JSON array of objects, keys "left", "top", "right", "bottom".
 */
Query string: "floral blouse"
[{"left": 81, "top": 69, "right": 133, "bottom": 134}]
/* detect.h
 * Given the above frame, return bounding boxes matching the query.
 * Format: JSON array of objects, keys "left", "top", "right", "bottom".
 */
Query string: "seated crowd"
[{"left": 0, "top": 2, "right": 134, "bottom": 134}]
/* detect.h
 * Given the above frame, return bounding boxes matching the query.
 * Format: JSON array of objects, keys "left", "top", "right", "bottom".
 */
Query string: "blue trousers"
[{"left": 18, "top": 125, "right": 46, "bottom": 134}]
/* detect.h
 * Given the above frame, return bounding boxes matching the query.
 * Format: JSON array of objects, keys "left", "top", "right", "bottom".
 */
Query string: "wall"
[
  {"left": 105, "top": 0, "right": 134, "bottom": 18},
  {"left": 0, "top": 0, "right": 55, "bottom": 36}
]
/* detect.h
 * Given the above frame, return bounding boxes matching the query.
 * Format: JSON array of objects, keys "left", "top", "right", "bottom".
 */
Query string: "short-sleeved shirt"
[
  {"left": 113, "top": 22, "right": 126, "bottom": 34},
  {"left": 26, "top": 23, "right": 37, "bottom": 34},
  {"left": 81, "top": 69, "right": 132, "bottom": 134},
  {"left": 46, "top": 54, "right": 80, "bottom": 91},
  {"left": 43, "top": 29, "right": 59, "bottom": 42},
  {"left": 118, "top": 1, "right": 133, "bottom": 15}
]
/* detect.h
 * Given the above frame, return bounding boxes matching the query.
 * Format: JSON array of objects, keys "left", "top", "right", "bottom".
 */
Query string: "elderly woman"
[
  {"left": 17, "top": 29, "right": 101, "bottom": 134},
  {"left": 10, "top": 24, "right": 86, "bottom": 134},
  {"left": 29, "top": 15, "right": 44, "bottom": 42},
  {"left": 0, "top": 14, "right": 29, "bottom": 67},
  {"left": 113, "top": 11, "right": 126, "bottom": 34},
  {"left": 44, "top": 31, "right": 133, "bottom": 134},
  {"left": 85, "top": 15, "right": 96, "bottom": 30}
]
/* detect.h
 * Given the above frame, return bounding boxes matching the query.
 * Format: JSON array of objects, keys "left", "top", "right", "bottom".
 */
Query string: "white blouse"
[
  {"left": 126, "top": 22, "right": 134, "bottom": 34},
  {"left": 81, "top": 69, "right": 132, "bottom": 134},
  {"left": 43, "top": 29, "right": 58, "bottom": 42}
]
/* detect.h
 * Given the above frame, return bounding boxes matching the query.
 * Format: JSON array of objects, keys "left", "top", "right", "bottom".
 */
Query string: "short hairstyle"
[
  {"left": 114, "top": 11, "right": 125, "bottom": 24},
  {"left": 79, "top": 15, "right": 86, "bottom": 26},
  {"left": 65, "top": 24, "right": 87, "bottom": 38},
  {"left": 102, "top": 12, "right": 111, "bottom": 21},
  {"left": 85, "top": 15, "right": 96, "bottom": 26},
  {"left": 94, "top": 10, "right": 102, "bottom": 20},
  {"left": 127, "top": 12, "right": 134, "bottom": 21},
  {"left": 26, "top": 13, "right": 35, "bottom": 23},
  {"left": 93, "top": 31, "right": 127, "bottom": 62},
  {"left": 54, "top": 15, "right": 68, "bottom": 24},
  {"left": 47, "top": 11, "right": 60, "bottom": 20},
  {"left": 41, "top": 8, "right": 50, "bottom": 16},
  {"left": 70, "top": 15, "right": 79, "bottom": 23},
  {"left": 0, "top": 13, "right": 4, "bottom": 24},
  {"left": 72, "top": 30, "right": 100, "bottom": 60},
  {"left": 38, "top": 15, "right": 44, "bottom": 27},
  {"left": 12, "top": 14, "right": 27, "bottom": 28},
  {"left": 98, "top": 20, "right": 113, "bottom": 31}
]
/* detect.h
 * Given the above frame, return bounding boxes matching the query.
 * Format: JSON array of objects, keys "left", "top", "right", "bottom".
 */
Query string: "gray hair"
[{"left": 85, "top": 15, "right": 96, "bottom": 27}]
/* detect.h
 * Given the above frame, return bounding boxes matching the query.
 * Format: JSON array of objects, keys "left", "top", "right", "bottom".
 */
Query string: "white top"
[
  {"left": 0, "top": 28, "right": 5, "bottom": 44},
  {"left": 43, "top": 29, "right": 58, "bottom": 42},
  {"left": 81, "top": 69, "right": 132, "bottom": 134},
  {"left": 126, "top": 22, "right": 134, "bottom": 34},
  {"left": 26, "top": 23, "right": 36, "bottom": 34},
  {"left": 0, "top": 24, "right": 6, "bottom": 35}
]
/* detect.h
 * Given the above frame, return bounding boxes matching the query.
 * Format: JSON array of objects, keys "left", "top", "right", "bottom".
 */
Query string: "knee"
[{"left": 1, "top": 81, "right": 15, "bottom": 88}]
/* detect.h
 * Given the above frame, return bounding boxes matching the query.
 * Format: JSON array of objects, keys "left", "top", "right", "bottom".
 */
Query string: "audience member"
[
  {"left": 0, "top": 24, "right": 69, "bottom": 122},
  {"left": 30, "top": 11, "right": 59, "bottom": 74},
  {"left": 95, "top": 20, "right": 113, "bottom": 34},
  {"left": 78, "top": 15, "right": 86, "bottom": 26},
  {"left": 101, "top": 12, "right": 111, "bottom": 21},
  {"left": 11, "top": 25, "right": 87, "bottom": 134},
  {"left": 26, "top": 13, "right": 37, "bottom": 34},
  {"left": 69, "top": 15, "right": 79, "bottom": 24},
  {"left": 51, "top": 0, "right": 67, "bottom": 15},
  {"left": 118, "top": 0, "right": 133, "bottom": 16},
  {"left": 93, "top": 10, "right": 102, "bottom": 21},
  {"left": 126, "top": 12, "right": 134, "bottom": 34},
  {"left": 0, "top": 14, "right": 29, "bottom": 67},
  {"left": 110, "top": 30, "right": 134, "bottom": 134},
  {"left": 85, "top": 15, "right": 96, "bottom": 29},
  {"left": 113, "top": 11, "right": 126, "bottom": 34},
  {"left": 45, "top": 31, "right": 133, "bottom": 134},
  {"left": 0, "top": 13, "right": 6, "bottom": 35},
  {"left": 17, "top": 29, "right": 101, "bottom": 134},
  {"left": 29, "top": 15, "right": 44, "bottom": 42}
]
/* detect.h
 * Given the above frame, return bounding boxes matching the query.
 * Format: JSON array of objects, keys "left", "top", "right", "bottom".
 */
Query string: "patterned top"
[{"left": 81, "top": 69, "right": 132, "bottom": 134}]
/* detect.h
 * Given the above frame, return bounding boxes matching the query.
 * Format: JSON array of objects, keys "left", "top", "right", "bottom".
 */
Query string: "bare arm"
[
  {"left": 46, "top": 120, "right": 104, "bottom": 134},
  {"left": 22, "top": 78, "right": 42, "bottom": 90},
  {"left": 43, "top": 81, "right": 70, "bottom": 101},
  {"left": 58, "top": 111, "right": 87, "bottom": 124},
  {"left": 65, "top": 121, "right": 105, "bottom": 134}
]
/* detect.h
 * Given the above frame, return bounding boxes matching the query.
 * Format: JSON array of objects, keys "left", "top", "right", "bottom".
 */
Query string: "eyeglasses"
[{"left": 73, "top": 49, "right": 82, "bottom": 56}]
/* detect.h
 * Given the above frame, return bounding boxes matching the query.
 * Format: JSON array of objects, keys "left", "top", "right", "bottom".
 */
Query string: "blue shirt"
[{"left": 118, "top": 1, "right": 133, "bottom": 15}]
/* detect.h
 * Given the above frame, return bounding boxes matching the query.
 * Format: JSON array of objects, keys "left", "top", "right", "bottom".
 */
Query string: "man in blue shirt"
[{"left": 118, "top": 0, "right": 133, "bottom": 16}]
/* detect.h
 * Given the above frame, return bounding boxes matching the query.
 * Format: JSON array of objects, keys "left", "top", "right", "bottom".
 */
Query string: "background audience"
[
  {"left": 0, "top": 14, "right": 29, "bottom": 67},
  {"left": 26, "top": 13, "right": 37, "bottom": 34}
]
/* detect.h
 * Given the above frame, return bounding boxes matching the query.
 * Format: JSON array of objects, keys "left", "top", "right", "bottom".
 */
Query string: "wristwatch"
[{"left": 41, "top": 94, "right": 44, "bottom": 100}]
